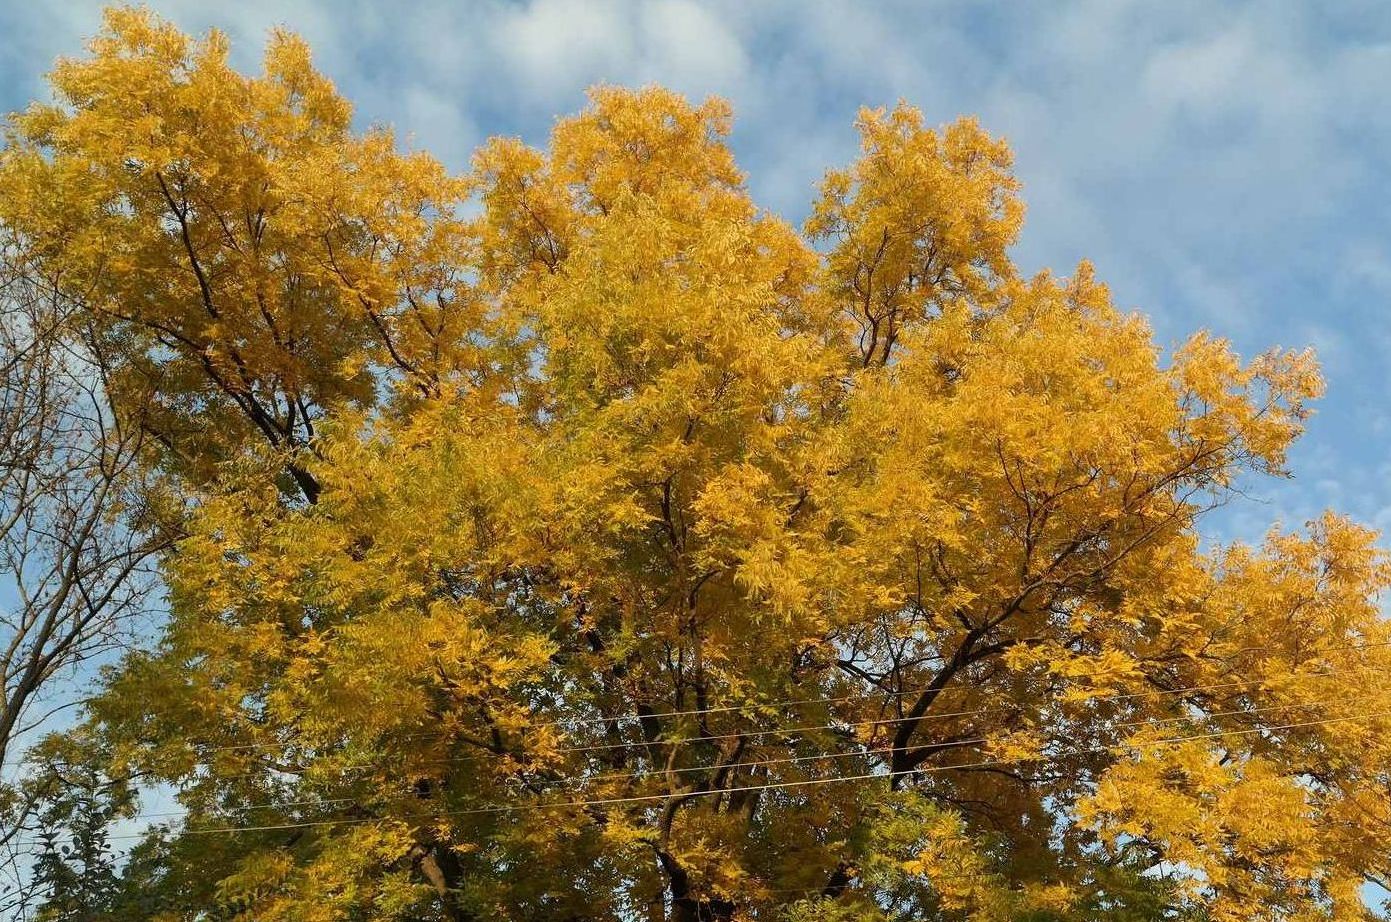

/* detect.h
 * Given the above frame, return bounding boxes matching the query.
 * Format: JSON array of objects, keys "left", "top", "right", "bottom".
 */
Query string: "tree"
[
  {"left": 3, "top": 9, "right": 1391, "bottom": 922},
  {"left": 28, "top": 753, "right": 124, "bottom": 921},
  {"left": 0, "top": 254, "right": 165, "bottom": 917},
  {"left": 0, "top": 7, "right": 474, "bottom": 503}
]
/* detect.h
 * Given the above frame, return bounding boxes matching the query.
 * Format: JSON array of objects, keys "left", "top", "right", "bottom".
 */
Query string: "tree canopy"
[{"left": 3, "top": 9, "right": 1391, "bottom": 922}]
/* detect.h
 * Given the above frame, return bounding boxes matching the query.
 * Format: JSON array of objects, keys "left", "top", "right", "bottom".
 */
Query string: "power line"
[
  {"left": 113, "top": 708, "right": 1388, "bottom": 842},
  {"left": 104, "top": 688, "right": 1381, "bottom": 823},
  {"left": 76, "top": 660, "right": 1386, "bottom": 799},
  {"left": 11, "top": 658, "right": 1387, "bottom": 849},
  {"left": 167, "top": 659, "right": 1387, "bottom": 790},
  {"left": 162, "top": 639, "right": 1391, "bottom": 762}
]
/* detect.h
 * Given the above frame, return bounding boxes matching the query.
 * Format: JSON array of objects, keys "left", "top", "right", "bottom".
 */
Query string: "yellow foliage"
[{"left": 8, "top": 9, "right": 1390, "bottom": 922}]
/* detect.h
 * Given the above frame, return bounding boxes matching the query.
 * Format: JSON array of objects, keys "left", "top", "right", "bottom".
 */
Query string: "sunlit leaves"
[{"left": 8, "top": 10, "right": 1391, "bottom": 922}]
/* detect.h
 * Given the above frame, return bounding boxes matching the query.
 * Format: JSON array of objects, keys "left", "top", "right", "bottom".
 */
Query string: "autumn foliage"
[{"left": 4, "top": 9, "right": 1391, "bottom": 922}]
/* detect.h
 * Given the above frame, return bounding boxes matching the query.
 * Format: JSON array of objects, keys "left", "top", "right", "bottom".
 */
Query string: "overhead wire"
[
  {"left": 151, "top": 637, "right": 1391, "bottom": 761},
  {"left": 97, "top": 687, "right": 1382, "bottom": 823},
  {"left": 92, "top": 708, "right": 1391, "bottom": 841},
  {"left": 147, "top": 658, "right": 1389, "bottom": 791},
  {"left": 11, "top": 648, "right": 1391, "bottom": 850}
]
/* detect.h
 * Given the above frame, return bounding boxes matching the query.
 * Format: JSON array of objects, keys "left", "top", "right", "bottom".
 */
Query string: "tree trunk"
[
  {"left": 416, "top": 842, "right": 477, "bottom": 922},
  {"left": 658, "top": 850, "right": 737, "bottom": 922}
]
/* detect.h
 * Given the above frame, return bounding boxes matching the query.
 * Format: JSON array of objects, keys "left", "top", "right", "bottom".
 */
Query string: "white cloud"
[
  {"left": 5, "top": 0, "right": 1391, "bottom": 547},
  {"left": 639, "top": 0, "right": 749, "bottom": 92},
  {"left": 1142, "top": 26, "right": 1257, "bottom": 116},
  {"left": 494, "top": 0, "right": 635, "bottom": 103},
  {"left": 398, "top": 83, "right": 480, "bottom": 160}
]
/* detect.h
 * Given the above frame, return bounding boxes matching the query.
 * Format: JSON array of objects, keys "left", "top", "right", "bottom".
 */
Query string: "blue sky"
[{"left": 3, "top": 0, "right": 1391, "bottom": 546}]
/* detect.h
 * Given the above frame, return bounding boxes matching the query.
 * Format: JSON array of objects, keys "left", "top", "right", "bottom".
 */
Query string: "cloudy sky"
[{"left": 4, "top": 0, "right": 1391, "bottom": 545}]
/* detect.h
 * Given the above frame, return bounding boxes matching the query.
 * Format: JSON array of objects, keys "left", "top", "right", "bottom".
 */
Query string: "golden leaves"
[
  {"left": 15, "top": 12, "right": 1391, "bottom": 920},
  {"left": 809, "top": 103, "right": 1024, "bottom": 366},
  {"left": 0, "top": 7, "right": 484, "bottom": 492}
]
